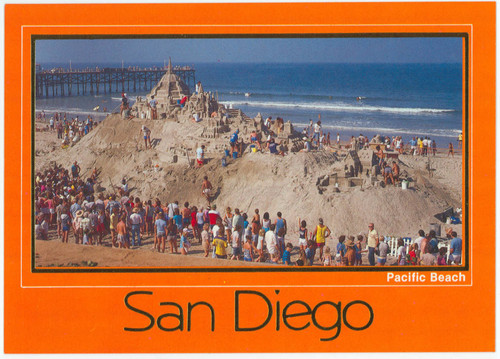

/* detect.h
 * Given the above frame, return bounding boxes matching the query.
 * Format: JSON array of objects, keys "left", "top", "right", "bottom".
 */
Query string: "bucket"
[
  {"left": 224, "top": 149, "right": 230, "bottom": 156},
  {"left": 252, "top": 147, "right": 257, "bottom": 153},
  {"left": 401, "top": 180, "right": 408, "bottom": 190},
  {"left": 232, "top": 151, "right": 238, "bottom": 159}
]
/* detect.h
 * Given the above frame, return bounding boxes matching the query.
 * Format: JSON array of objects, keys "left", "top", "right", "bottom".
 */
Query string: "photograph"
[{"left": 33, "top": 36, "right": 465, "bottom": 269}]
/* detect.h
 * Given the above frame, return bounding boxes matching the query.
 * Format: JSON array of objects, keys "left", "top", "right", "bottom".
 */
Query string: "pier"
[{"left": 35, "top": 65, "right": 196, "bottom": 98}]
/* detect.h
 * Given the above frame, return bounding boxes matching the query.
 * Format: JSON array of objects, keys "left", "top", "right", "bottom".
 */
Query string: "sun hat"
[
  {"left": 132, "top": 207, "right": 140, "bottom": 213},
  {"left": 345, "top": 239, "right": 355, "bottom": 247},
  {"left": 75, "top": 210, "right": 84, "bottom": 218},
  {"left": 183, "top": 228, "right": 188, "bottom": 233}
]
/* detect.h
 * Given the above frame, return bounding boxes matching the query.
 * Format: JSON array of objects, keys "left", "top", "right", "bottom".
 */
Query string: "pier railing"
[{"left": 35, "top": 66, "right": 195, "bottom": 98}]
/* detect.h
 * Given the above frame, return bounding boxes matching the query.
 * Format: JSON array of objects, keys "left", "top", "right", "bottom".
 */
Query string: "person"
[
  {"left": 196, "top": 145, "right": 205, "bottom": 167},
  {"left": 421, "top": 244, "right": 438, "bottom": 265},
  {"left": 297, "top": 219, "right": 308, "bottom": 251},
  {"left": 243, "top": 236, "right": 254, "bottom": 262},
  {"left": 230, "top": 224, "right": 242, "bottom": 260},
  {"left": 392, "top": 161, "right": 400, "bottom": 185},
  {"left": 376, "top": 236, "right": 389, "bottom": 266},
  {"left": 413, "top": 229, "right": 425, "bottom": 258},
  {"left": 448, "top": 142, "right": 454, "bottom": 157},
  {"left": 255, "top": 229, "right": 265, "bottom": 262},
  {"left": 300, "top": 137, "right": 311, "bottom": 152},
  {"left": 449, "top": 231, "right": 462, "bottom": 265},
  {"left": 383, "top": 162, "right": 395, "bottom": 186},
  {"left": 249, "top": 130, "right": 262, "bottom": 151},
  {"left": 223, "top": 207, "right": 234, "bottom": 242},
  {"left": 208, "top": 204, "right": 220, "bottom": 228},
  {"left": 323, "top": 246, "right": 332, "bottom": 266},
  {"left": 154, "top": 213, "right": 167, "bottom": 253},
  {"left": 431, "top": 140, "right": 437, "bottom": 156},
  {"left": 354, "top": 235, "right": 364, "bottom": 265},
  {"left": 201, "top": 176, "right": 213, "bottom": 203},
  {"left": 335, "top": 235, "right": 346, "bottom": 265},
  {"left": 345, "top": 238, "right": 356, "bottom": 266},
  {"left": 336, "top": 132, "right": 340, "bottom": 146},
  {"left": 282, "top": 242, "right": 293, "bottom": 265},
  {"left": 274, "top": 212, "right": 287, "bottom": 241},
  {"left": 166, "top": 218, "right": 178, "bottom": 254},
  {"left": 201, "top": 223, "right": 211, "bottom": 257},
  {"left": 437, "top": 247, "right": 448, "bottom": 265},
  {"left": 212, "top": 229, "right": 228, "bottom": 259},
  {"left": 71, "top": 161, "right": 80, "bottom": 180},
  {"left": 367, "top": 223, "right": 378, "bottom": 266},
  {"left": 230, "top": 129, "right": 239, "bottom": 152},
  {"left": 458, "top": 132, "right": 463, "bottom": 149},
  {"left": 267, "top": 138, "right": 278, "bottom": 154},
  {"left": 312, "top": 120, "right": 322, "bottom": 146},
  {"left": 141, "top": 125, "right": 152, "bottom": 149},
  {"left": 60, "top": 212, "right": 71, "bottom": 243},
  {"left": 116, "top": 214, "right": 129, "bottom": 249},
  {"left": 410, "top": 137, "right": 417, "bottom": 155},
  {"left": 407, "top": 244, "right": 418, "bottom": 266},
  {"left": 180, "top": 228, "right": 190, "bottom": 255},
  {"left": 312, "top": 218, "right": 331, "bottom": 262},
  {"left": 149, "top": 96, "right": 158, "bottom": 120},
  {"left": 396, "top": 238, "right": 407, "bottom": 265},
  {"left": 305, "top": 240, "right": 316, "bottom": 266},
  {"left": 265, "top": 224, "right": 279, "bottom": 262},
  {"left": 129, "top": 207, "right": 143, "bottom": 246}
]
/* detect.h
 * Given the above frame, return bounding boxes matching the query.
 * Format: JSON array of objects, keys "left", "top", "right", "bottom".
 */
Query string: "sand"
[{"left": 34, "top": 115, "right": 463, "bottom": 267}]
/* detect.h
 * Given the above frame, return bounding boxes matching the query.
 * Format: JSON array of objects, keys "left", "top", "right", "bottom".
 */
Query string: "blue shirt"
[
  {"left": 336, "top": 242, "right": 346, "bottom": 256},
  {"left": 282, "top": 250, "right": 292, "bottom": 265},
  {"left": 305, "top": 247, "right": 315, "bottom": 266},
  {"left": 155, "top": 219, "right": 167, "bottom": 234},
  {"left": 230, "top": 132, "right": 238, "bottom": 143},
  {"left": 173, "top": 215, "right": 183, "bottom": 228},
  {"left": 450, "top": 237, "right": 462, "bottom": 256}
]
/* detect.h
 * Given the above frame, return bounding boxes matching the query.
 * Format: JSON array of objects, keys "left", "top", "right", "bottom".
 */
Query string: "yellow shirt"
[
  {"left": 213, "top": 237, "right": 227, "bottom": 256},
  {"left": 316, "top": 225, "right": 327, "bottom": 244},
  {"left": 110, "top": 213, "right": 119, "bottom": 230}
]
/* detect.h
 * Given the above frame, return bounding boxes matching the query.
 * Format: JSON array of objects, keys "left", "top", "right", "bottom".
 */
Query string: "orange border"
[{"left": 4, "top": 2, "right": 495, "bottom": 353}]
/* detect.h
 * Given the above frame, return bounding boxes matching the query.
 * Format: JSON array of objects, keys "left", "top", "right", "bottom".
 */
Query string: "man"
[
  {"left": 421, "top": 245, "right": 437, "bottom": 266},
  {"left": 196, "top": 145, "right": 205, "bottom": 167},
  {"left": 413, "top": 229, "right": 425, "bottom": 258},
  {"left": 312, "top": 121, "right": 322, "bottom": 146},
  {"left": 410, "top": 137, "right": 417, "bottom": 155},
  {"left": 392, "top": 161, "right": 400, "bottom": 185},
  {"left": 230, "top": 129, "right": 239, "bottom": 152},
  {"left": 149, "top": 96, "right": 158, "bottom": 120},
  {"left": 201, "top": 176, "right": 213, "bottom": 203},
  {"left": 71, "top": 161, "right": 80, "bottom": 180},
  {"left": 129, "top": 207, "right": 143, "bottom": 246},
  {"left": 208, "top": 205, "right": 221, "bottom": 229},
  {"left": 116, "top": 214, "right": 129, "bottom": 249},
  {"left": 376, "top": 236, "right": 389, "bottom": 266},
  {"left": 141, "top": 125, "right": 152, "bottom": 149},
  {"left": 265, "top": 224, "right": 279, "bottom": 262},
  {"left": 367, "top": 223, "right": 378, "bottom": 266},
  {"left": 383, "top": 162, "right": 395, "bottom": 186},
  {"left": 312, "top": 218, "right": 331, "bottom": 262},
  {"left": 449, "top": 231, "right": 462, "bottom": 265}
]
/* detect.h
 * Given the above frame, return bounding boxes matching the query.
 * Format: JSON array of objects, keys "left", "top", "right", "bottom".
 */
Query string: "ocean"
[{"left": 36, "top": 62, "right": 463, "bottom": 147}]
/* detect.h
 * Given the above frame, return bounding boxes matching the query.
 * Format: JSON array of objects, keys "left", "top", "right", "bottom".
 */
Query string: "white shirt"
[
  {"left": 265, "top": 231, "right": 277, "bottom": 254},
  {"left": 313, "top": 123, "right": 321, "bottom": 133},
  {"left": 196, "top": 147, "right": 204, "bottom": 160},
  {"left": 130, "top": 213, "right": 142, "bottom": 225},
  {"left": 413, "top": 236, "right": 424, "bottom": 249}
]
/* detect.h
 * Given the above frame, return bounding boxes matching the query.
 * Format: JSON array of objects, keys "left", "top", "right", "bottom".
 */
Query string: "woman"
[
  {"left": 261, "top": 212, "right": 271, "bottom": 233},
  {"left": 166, "top": 218, "right": 178, "bottom": 254},
  {"left": 223, "top": 207, "right": 233, "bottom": 243},
  {"left": 397, "top": 238, "right": 407, "bottom": 266}
]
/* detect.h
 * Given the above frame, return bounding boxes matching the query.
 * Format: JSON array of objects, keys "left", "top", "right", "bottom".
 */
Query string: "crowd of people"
[
  {"left": 36, "top": 111, "right": 99, "bottom": 147},
  {"left": 34, "top": 162, "right": 462, "bottom": 266}
]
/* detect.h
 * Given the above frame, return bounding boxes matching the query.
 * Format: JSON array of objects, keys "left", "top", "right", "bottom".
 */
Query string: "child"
[
  {"left": 335, "top": 235, "right": 346, "bottom": 266},
  {"left": 180, "top": 228, "right": 190, "bottom": 255},
  {"left": 201, "top": 223, "right": 211, "bottom": 257},
  {"left": 213, "top": 229, "right": 228, "bottom": 259},
  {"left": 173, "top": 208, "right": 183, "bottom": 231},
  {"left": 255, "top": 229, "right": 265, "bottom": 262},
  {"left": 323, "top": 246, "right": 332, "bottom": 266},
  {"left": 437, "top": 247, "right": 448, "bottom": 265},
  {"left": 354, "top": 235, "right": 364, "bottom": 265},
  {"left": 231, "top": 225, "right": 242, "bottom": 260},
  {"left": 298, "top": 219, "right": 308, "bottom": 251},
  {"left": 407, "top": 243, "right": 418, "bottom": 266},
  {"left": 296, "top": 248, "right": 307, "bottom": 266},
  {"left": 243, "top": 235, "right": 254, "bottom": 262},
  {"left": 282, "top": 243, "right": 293, "bottom": 265},
  {"left": 305, "top": 240, "right": 316, "bottom": 266}
]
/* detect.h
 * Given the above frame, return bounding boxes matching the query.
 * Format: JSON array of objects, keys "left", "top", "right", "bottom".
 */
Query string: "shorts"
[
  {"left": 197, "top": 223, "right": 204, "bottom": 229},
  {"left": 183, "top": 218, "right": 190, "bottom": 225},
  {"left": 167, "top": 235, "right": 176, "bottom": 242},
  {"left": 216, "top": 254, "right": 226, "bottom": 259},
  {"left": 316, "top": 242, "right": 325, "bottom": 248},
  {"left": 62, "top": 225, "right": 69, "bottom": 231},
  {"left": 197, "top": 159, "right": 203, "bottom": 165},
  {"left": 96, "top": 223, "right": 104, "bottom": 233},
  {"left": 49, "top": 208, "right": 55, "bottom": 214},
  {"left": 244, "top": 257, "right": 252, "bottom": 262},
  {"left": 377, "top": 257, "right": 387, "bottom": 265},
  {"left": 203, "top": 189, "right": 211, "bottom": 195},
  {"left": 144, "top": 136, "right": 149, "bottom": 140},
  {"left": 232, "top": 247, "right": 241, "bottom": 256},
  {"left": 298, "top": 238, "right": 307, "bottom": 247},
  {"left": 117, "top": 234, "right": 126, "bottom": 244},
  {"left": 157, "top": 232, "right": 166, "bottom": 239},
  {"left": 251, "top": 137, "right": 258, "bottom": 141},
  {"left": 449, "top": 254, "right": 461, "bottom": 264}
]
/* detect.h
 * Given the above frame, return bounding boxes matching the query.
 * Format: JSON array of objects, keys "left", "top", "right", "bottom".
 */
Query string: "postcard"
[{"left": 4, "top": 2, "right": 495, "bottom": 354}]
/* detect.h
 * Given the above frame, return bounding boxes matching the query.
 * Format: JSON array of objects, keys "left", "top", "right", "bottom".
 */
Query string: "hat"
[
  {"left": 75, "top": 210, "right": 84, "bottom": 218},
  {"left": 183, "top": 228, "right": 188, "bottom": 233},
  {"left": 345, "top": 239, "right": 355, "bottom": 247},
  {"left": 133, "top": 207, "right": 140, "bottom": 213},
  {"left": 302, "top": 137, "right": 308, "bottom": 141}
]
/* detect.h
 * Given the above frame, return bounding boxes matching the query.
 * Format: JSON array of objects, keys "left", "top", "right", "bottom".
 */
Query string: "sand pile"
[{"left": 35, "top": 115, "right": 463, "bottom": 242}]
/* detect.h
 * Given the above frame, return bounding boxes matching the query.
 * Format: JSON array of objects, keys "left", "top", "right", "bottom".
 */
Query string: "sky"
[{"left": 35, "top": 37, "right": 463, "bottom": 65}]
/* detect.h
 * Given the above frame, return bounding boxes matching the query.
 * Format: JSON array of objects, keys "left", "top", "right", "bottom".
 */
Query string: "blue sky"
[{"left": 36, "top": 37, "right": 463, "bottom": 64}]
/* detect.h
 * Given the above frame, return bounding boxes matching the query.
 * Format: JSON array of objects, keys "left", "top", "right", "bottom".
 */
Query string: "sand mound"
[{"left": 35, "top": 115, "right": 463, "bottom": 243}]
